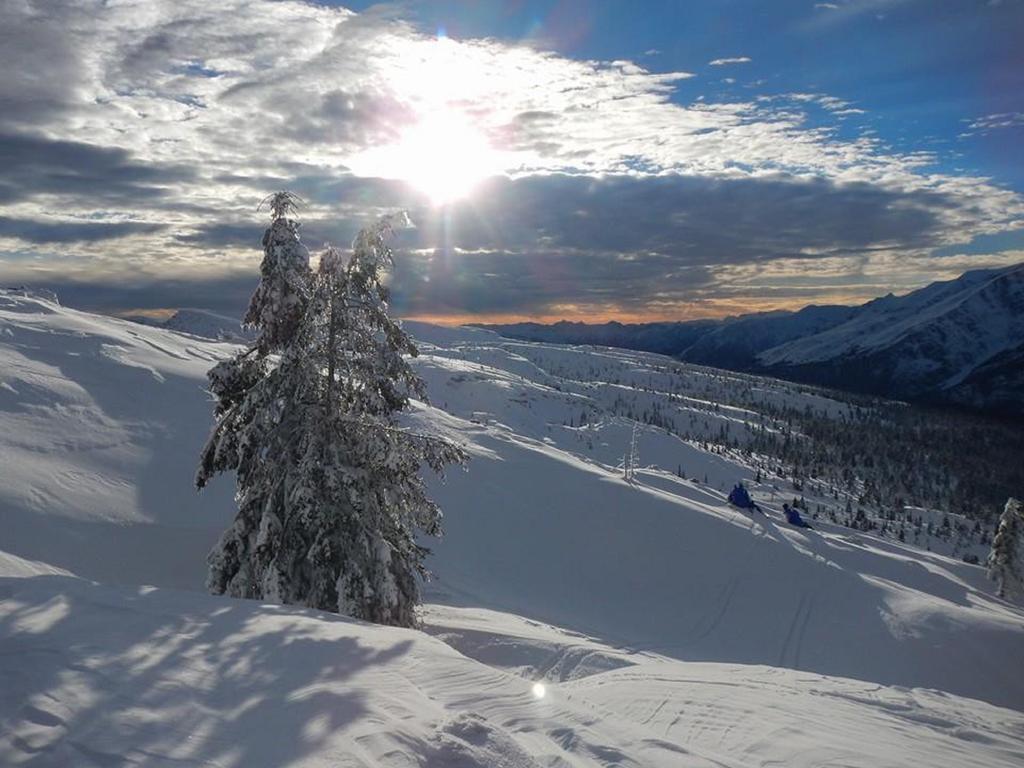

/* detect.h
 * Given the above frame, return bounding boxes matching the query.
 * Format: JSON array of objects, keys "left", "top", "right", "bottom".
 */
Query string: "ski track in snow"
[{"left": 1, "top": 293, "right": 1023, "bottom": 767}]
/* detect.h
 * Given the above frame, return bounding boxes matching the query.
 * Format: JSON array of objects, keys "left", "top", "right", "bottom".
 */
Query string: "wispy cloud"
[
  {"left": 959, "top": 112, "right": 1024, "bottom": 138},
  {"left": 708, "top": 56, "right": 752, "bottom": 66},
  {"left": 803, "top": 0, "right": 918, "bottom": 27}
]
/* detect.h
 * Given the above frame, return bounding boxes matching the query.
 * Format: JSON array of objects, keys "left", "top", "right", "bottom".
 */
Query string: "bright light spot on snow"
[{"left": 532, "top": 682, "right": 546, "bottom": 699}]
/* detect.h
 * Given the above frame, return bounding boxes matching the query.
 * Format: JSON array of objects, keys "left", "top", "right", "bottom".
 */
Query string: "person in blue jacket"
[
  {"left": 783, "top": 502, "right": 812, "bottom": 529},
  {"left": 728, "top": 483, "right": 761, "bottom": 513}
]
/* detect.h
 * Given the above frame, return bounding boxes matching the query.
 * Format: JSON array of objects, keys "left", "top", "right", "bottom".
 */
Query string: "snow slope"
[
  {"left": 0, "top": 290, "right": 238, "bottom": 589},
  {"left": 405, "top": 324, "right": 1024, "bottom": 710},
  {"left": 2, "top": 291, "right": 1024, "bottom": 766},
  {"left": 3, "top": 576, "right": 1023, "bottom": 768}
]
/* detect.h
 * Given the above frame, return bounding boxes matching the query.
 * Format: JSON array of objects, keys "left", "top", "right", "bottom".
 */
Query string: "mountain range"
[{"left": 481, "top": 263, "right": 1024, "bottom": 415}]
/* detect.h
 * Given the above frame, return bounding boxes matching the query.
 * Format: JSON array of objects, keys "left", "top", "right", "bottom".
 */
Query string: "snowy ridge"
[
  {"left": 161, "top": 308, "right": 255, "bottom": 343},
  {"left": 0, "top": 289, "right": 239, "bottom": 588},
  {"left": 756, "top": 263, "right": 1024, "bottom": 405},
  {"left": 760, "top": 264, "right": 1024, "bottom": 374},
  {"left": 2, "top": 291, "right": 1024, "bottom": 766},
  {"left": 126, "top": 307, "right": 255, "bottom": 343},
  {"left": 682, "top": 304, "right": 858, "bottom": 367},
  {"left": 484, "top": 262, "right": 1024, "bottom": 412}
]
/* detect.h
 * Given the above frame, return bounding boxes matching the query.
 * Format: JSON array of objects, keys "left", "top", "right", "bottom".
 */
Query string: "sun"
[
  {"left": 347, "top": 37, "right": 505, "bottom": 206},
  {"left": 396, "top": 111, "right": 497, "bottom": 204},
  {"left": 348, "top": 106, "right": 500, "bottom": 205}
]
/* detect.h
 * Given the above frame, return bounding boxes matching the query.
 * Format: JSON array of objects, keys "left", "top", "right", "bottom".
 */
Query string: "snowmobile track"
[{"left": 778, "top": 594, "right": 813, "bottom": 669}]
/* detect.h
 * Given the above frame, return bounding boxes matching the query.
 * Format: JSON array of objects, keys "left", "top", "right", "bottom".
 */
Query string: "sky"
[{"left": 1, "top": 0, "right": 1022, "bottom": 324}]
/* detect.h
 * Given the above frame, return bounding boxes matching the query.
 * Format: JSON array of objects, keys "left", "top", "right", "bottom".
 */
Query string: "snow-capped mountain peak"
[{"left": 759, "top": 263, "right": 1024, "bottom": 406}]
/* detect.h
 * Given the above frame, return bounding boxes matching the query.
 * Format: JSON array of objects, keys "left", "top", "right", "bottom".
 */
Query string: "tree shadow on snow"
[{"left": 0, "top": 576, "right": 413, "bottom": 767}]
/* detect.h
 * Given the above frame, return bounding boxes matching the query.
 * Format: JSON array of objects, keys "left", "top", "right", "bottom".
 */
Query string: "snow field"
[{"left": 2, "top": 292, "right": 1023, "bottom": 766}]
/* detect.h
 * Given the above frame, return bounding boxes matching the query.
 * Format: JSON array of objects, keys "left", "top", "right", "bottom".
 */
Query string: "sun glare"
[
  {"left": 348, "top": 104, "right": 500, "bottom": 205},
  {"left": 397, "top": 112, "right": 496, "bottom": 204},
  {"left": 347, "top": 38, "right": 505, "bottom": 205}
]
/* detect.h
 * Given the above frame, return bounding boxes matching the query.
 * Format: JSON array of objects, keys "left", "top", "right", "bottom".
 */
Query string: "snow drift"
[{"left": 3, "top": 576, "right": 1023, "bottom": 768}]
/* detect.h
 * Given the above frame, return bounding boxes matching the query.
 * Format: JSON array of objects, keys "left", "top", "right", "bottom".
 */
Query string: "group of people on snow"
[{"left": 727, "top": 482, "right": 813, "bottom": 529}]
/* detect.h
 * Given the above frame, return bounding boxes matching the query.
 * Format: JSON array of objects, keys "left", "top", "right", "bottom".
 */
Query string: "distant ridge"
[
  {"left": 123, "top": 308, "right": 254, "bottom": 343},
  {"left": 481, "top": 262, "right": 1024, "bottom": 415}
]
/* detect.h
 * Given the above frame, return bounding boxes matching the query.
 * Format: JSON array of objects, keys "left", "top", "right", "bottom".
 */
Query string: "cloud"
[
  {"left": 959, "top": 112, "right": 1024, "bottom": 138},
  {"left": 708, "top": 57, "right": 752, "bottom": 66},
  {"left": 11, "top": 168, "right": 979, "bottom": 319},
  {"left": 0, "top": 216, "right": 166, "bottom": 244},
  {"left": 802, "top": 0, "right": 921, "bottom": 28},
  {"left": 0, "top": 0, "right": 1020, "bottom": 321},
  {"left": 0, "top": 132, "right": 196, "bottom": 205},
  {"left": 26, "top": 274, "right": 259, "bottom": 317},
  {"left": 164, "top": 172, "right": 983, "bottom": 319}
]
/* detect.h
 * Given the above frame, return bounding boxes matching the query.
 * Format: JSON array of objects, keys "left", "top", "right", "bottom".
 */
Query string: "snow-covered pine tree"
[
  {"left": 987, "top": 497, "right": 1024, "bottom": 600},
  {"left": 195, "top": 193, "right": 312, "bottom": 607},
  {"left": 197, "top": 204, "right": 465, "bottom": 627},
  {"left": 245, "top": 191, "right": 311, "bottom": 352},
  {"left": 291, "top": 220, "right": 465, "bottom": 624}
]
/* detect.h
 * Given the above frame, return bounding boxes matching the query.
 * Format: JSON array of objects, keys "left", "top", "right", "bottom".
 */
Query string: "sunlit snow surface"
[{"left": 1, "top": 291, "right": 1023, "bottom": 767}]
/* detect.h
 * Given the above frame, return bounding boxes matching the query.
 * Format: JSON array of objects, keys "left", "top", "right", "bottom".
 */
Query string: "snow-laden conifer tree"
[
  {"left": 245, "top": 191, "right": 310, "bottom": 352},
  {"left": 195, "top": 192, "right": 311, "bottom": 606},
  {"left": 988, "top": 498, "right": 1024, "bottom": 600},
  {"left": 197, "top": 203, "right": 464, "bottom": 626}
]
